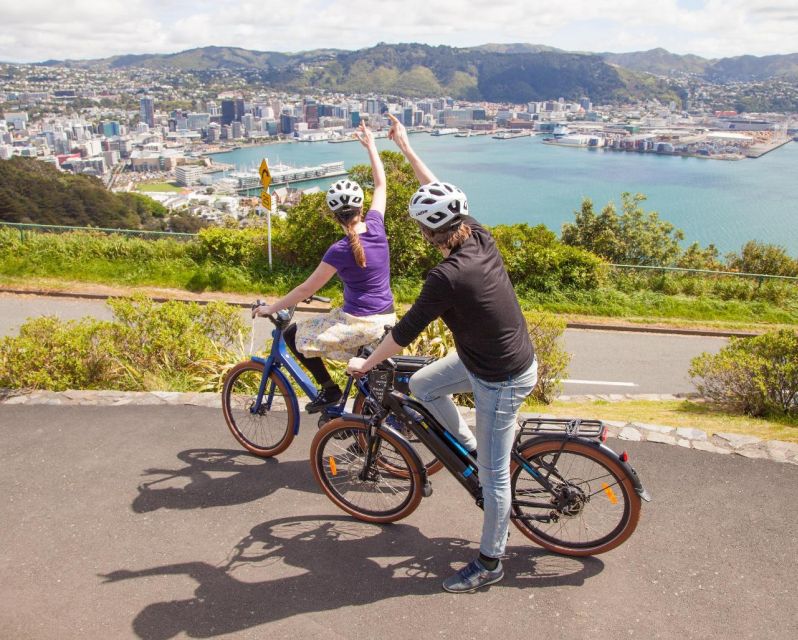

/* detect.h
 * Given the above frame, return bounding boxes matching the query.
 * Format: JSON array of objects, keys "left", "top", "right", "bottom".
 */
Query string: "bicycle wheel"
[
  {"left": 510, "top": 440, "right": 641, "bottom": 556},
  {"left": 221, "top": 360, "right": 296, "bottom": 457},
  {"left": 353, "top": 392, "right": 443, "bottom": 476},
  {"left": 310, "top": 418, "right": 423, "bottom": 524}
]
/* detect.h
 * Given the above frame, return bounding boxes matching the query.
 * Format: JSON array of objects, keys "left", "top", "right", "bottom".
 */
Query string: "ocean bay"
[{"left": 210, "top": 135, "right": 798, "bottom": 255}]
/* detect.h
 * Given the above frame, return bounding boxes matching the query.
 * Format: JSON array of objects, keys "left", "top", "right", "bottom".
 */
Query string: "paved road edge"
[
  {"left": 2, "top": 389, "right": 795, "bottom": 465},
  {"left": 0, "top": 287, "right": 760, "bottom": 337}
]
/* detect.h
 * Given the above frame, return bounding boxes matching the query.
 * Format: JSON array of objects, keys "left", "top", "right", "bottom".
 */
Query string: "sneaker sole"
[{"left": 442, "top": 571, "right": 504, "bottom": 594}]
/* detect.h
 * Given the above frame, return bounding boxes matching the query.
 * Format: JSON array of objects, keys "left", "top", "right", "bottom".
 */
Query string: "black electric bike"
[{"left": 310, "top": 356, "right": 651, "bottom": 556}]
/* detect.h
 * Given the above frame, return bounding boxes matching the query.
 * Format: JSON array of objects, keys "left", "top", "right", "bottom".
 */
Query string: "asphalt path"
[
  {"left": 0, "top": 405, "right": 795, "bottom": 639},
  {"left": 0, "top": 294, "right": 727, "bottom": 395}
]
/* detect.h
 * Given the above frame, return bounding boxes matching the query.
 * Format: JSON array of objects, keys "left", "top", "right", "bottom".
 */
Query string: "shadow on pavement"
[
  {"left": 102, "top": 515, "right": 604, "bottom": 639},
  {"left": 132, "top": 449, "right": 317, "bottom": 513}
]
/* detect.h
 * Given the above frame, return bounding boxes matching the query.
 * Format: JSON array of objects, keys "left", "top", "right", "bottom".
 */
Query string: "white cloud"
[{"left": 0, "top": 0, "right": 796, "bottom": 63}]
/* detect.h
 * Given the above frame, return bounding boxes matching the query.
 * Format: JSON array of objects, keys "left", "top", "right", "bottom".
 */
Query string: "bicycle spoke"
[
  {"left": 315, "top": 423, "right": 417, "bottom": 520},
  {"left": 511, "top": 442, "right": 638, "bottom": 553}
]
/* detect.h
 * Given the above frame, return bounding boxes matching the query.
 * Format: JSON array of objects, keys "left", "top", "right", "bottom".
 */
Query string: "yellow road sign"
[
  {"left": 259, "top": 159, "right": 271, "bottom": 187},
  {"left": 260, "top": 191, "right": 272, "bottom": 210}
]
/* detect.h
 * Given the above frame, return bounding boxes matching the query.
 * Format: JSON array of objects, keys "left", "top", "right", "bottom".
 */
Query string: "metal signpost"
[{"left": 259, "top": 159, "right": 273, "bottom": 269}]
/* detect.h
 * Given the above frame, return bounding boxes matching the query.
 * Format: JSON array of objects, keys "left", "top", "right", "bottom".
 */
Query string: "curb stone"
[{"left": 0, "top": 390, "right": 796, "bottom": 465}]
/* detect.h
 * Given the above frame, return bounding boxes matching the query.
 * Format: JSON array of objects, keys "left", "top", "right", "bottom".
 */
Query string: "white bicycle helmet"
[
  {"left": 408, "top": 182, "right": 469, "bottom": 230},
  {"left": 326, "top": 179, "right": 364, "bottom": 218}
]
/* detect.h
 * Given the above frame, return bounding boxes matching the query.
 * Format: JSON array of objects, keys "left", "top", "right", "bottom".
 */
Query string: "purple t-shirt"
[{"left": 322, "top": 210, "right": 393, "bottom": 316}]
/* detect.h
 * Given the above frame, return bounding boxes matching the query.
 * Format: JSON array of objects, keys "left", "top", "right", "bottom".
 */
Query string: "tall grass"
[{"left": 2, "top": 227, "right": 798, "bottom": 326}]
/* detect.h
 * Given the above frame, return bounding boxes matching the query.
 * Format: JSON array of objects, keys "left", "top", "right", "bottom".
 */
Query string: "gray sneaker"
[{"left": 442, "top": 559, "right": 504, "bottom": 593}]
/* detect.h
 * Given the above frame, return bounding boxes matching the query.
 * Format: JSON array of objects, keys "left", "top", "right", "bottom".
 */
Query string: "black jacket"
[{"left": 392, "top": 220, "right": 535, "bottom": 381}]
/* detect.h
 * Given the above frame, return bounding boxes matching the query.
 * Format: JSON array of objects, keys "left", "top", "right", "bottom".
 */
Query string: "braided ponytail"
[{"left": 344, "top": 218, "right": 367, "bottom": 268}]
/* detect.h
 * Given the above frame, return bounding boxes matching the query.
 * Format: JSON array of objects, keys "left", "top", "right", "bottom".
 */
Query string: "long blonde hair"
[{"left": 341, "top": 212, "right": 366, "bottom": 268}]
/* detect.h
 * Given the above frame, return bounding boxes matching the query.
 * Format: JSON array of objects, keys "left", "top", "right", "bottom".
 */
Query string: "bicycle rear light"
[{"left": 620, "top": 451, "right": 629, "bottom": 462}]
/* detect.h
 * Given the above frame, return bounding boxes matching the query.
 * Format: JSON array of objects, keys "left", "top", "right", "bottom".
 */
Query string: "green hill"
[
  {"left": 707, "top": 54, "right": 798, "bottom": 82},
  {"left": 0, "top": 157, "right": 166, "bottom": 229},
  {"left": 602, "top": 48, "right": 798, "bottom": 82},
  {"left": 603, "top": 48, "right": 711, "bottom": 76},
  {"left": 36, "top": 43, "right": 798, "bottom": 103},
  {"left": 38, "top": 43, "right": 684, "bottom": 104}
]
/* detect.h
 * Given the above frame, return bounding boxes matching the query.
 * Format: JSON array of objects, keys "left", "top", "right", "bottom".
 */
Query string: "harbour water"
[{"left": 209, "top": 135, "right": 798, "bottom": 255}]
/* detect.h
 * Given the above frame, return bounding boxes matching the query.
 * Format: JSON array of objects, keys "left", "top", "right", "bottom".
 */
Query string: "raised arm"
[
  {"left": 354, "top": 122, "right": 386, "bottom": 216},
  {"left": 387, "top": 113, "right": 438, "bottom": 185}
]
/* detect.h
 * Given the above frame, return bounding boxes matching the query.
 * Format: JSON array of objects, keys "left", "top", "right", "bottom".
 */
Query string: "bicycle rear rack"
[{"left": 518, "top": 417, "right": 606, "bottom": 441}]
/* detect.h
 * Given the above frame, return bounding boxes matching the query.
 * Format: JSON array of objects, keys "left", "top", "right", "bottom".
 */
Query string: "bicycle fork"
[{"left": 361, "top": 411, "right": 434, "bottom": 498}]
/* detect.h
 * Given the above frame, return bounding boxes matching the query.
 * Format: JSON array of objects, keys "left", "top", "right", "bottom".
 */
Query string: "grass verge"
[
  {"left": 135, "top": 181, "right": 183, "bottom": 193},
  {"left": 525, "top": 398, "right": 798, "bottom": 443}
]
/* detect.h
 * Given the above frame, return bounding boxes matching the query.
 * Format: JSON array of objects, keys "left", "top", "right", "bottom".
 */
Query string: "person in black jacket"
[{"left": 347, "top": 114, "right": 538, "bottom": 593}]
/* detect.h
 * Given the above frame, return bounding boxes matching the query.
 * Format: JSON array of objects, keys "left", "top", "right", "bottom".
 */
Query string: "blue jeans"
[{"left": 409, "top": 352, "right": 538, "bottom": 558}]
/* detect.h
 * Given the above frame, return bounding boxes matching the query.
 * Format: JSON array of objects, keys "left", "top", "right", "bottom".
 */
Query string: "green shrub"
[
  {"left": 561, "top": 193, "right": 684, "bottom": 266},
  {"left": 0, "top": 294, "right": 247, "bottom": 392},
  {"left": 0, "top": 316, "right": 121, "bottom": 390},
  {"left": 725, "top": 241, "right": 798, "bottom": 277},
  {"left": 526, "top": 312, "right": 571, "bottom": 404},
  {"left": 491, "top": 223, "right": 606, "bottom": 293},
  {"left": 711, "top": 277, "right": 755, "bottom": 301},
  {"left": 195, "top": 226, "right": 270, "bottom": 268},
  {"left": 273, "top": 192, "right": 342, "bottom": 269},
  {"left": 689, "top": 329, "right": 798, "bottom": 417}
]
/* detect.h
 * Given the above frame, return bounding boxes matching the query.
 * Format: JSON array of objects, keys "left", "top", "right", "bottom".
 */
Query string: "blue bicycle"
[{"left": 221, "top": 295, "right": 373, "bottom": 457}]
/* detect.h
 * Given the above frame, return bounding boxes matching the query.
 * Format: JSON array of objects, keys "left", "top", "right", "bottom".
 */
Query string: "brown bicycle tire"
[
  {"left": 221, "top": 360, "right": 296, "bottom": 457},
  {"left": 510, "top": 440, "right": 641, "bottom": 556},
  {"left": 310, "top": 418, "right": 423, "bottom": 524}
]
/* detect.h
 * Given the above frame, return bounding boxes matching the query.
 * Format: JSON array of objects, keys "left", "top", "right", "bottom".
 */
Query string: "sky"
[{"left": 1, "top": 0, "right": 797, "bottom": 64}]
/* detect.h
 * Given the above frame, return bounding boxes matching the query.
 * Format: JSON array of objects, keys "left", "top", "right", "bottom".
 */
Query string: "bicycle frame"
[
  {"left": 362, "top": 387, "right": 649, "bottom": 513},
  {"left": 249, "top": 321, "right": 370, "bottom": 435}
]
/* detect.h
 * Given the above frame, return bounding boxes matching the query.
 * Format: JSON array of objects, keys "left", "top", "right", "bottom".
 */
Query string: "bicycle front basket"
[{"left": 367, "top": 367, "right": 393, "bottom": 403}]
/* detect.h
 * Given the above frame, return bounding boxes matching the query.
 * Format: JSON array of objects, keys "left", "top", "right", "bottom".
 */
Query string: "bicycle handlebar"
[{"left": 251, "top": 295, "right": 331, "bottom": 324}]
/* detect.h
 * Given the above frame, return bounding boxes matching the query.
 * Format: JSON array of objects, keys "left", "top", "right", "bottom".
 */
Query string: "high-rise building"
[
  {"left": 305, "top": 103, "right": 319, "bottom": 129},
  {"left": 280, "top": 113, "right": 297, "bottom": 135},
  {"left": 139, "top": 97, "right": 155, "bottom": 128},
  {"left": 221, "top": 100, "right": 237, "bottom": 126}
]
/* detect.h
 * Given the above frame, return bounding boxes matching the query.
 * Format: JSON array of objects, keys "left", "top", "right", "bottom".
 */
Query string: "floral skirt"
[{"left": 295, "top": 307, "right": 397, "bottom": 361}]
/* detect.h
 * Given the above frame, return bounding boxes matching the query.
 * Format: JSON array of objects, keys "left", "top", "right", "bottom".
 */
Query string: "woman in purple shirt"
[{"left": 254, "top": 123, "right": 395, "bottom": 412}]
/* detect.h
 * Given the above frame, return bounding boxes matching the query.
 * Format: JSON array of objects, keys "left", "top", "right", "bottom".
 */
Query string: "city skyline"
[{"left": 2, "top": 0, "right": 798, "bottom": 64}]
